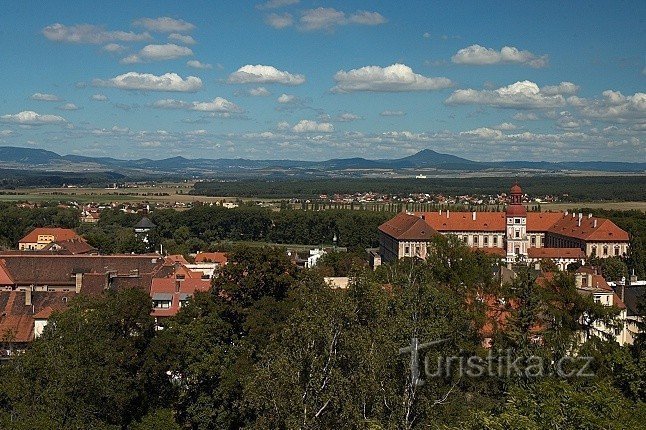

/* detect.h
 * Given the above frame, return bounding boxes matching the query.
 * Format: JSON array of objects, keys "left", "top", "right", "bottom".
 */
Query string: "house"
[
  {"left": 41, "top": 238, "right": 96, "bottom": 255},
  {"left": 18, "top": 227, "right": 81, "bottom": 251},
  {"left": 150, "top": 267, "right": 211, "bottom": 325},
  {"left": 378, "top": 183, "right": 630, "bottom": 267},
  {"left": 194, "top": 252, "right": 228, "bottom": 266}
]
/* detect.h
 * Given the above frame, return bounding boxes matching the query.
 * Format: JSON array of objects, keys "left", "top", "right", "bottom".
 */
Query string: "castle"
[{"left": 378, "top": 184, "right": 629, "bottom": 269}]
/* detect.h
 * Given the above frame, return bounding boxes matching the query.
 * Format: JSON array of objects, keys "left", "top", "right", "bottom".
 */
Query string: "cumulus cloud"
[
  {"left": 337, "top": 112, "right": 361, "bottom": 122},
  {"left": 332, "top": 63, "right": 453, "bottom": 93},
  {"left": 292, "top": 119, "right": 334, "bottom": 133},
  {"left": 121, "top": 43, "right": 193, "bottom": 63},
  {"left": 542, "top": 82, "right": 579, "bottom": 96},
  {"left": 186, "top": 60, "right": 212, "bottom": 69},
  {"left": 91, "top": 94, "right": 109, "bottom": 101},
  {"left": 445, "top": 81, "right": 574, "bottom": 109},
  {"left": 460, "top": 127, "right": 504, "bottom": 139},
  {"left": 0, "top": 110, "right": 66, "bottom": 125},
  {"left": 133, "top": 17, "right": 195, "bottom": 33},
  {"left": 102, "top": 43, "right": 127, "bottom": 52},
  {"left": 168, "top": 33, "right": 196, "bottom": 45},
  {"left": 277, "top": 93, "right": 296, "bottom": 103},
  {"left": 248, "top": 87, "right": 271, "bottom": 96},
  {"left": 451, "top": 44, "right": 549, "bottom": 68},
  {"left": 494, "top": 122, "right": 517, "bottom": 130},
  {"left": 152, "top": 97, "right": 243, "bottom": 114},
  {"left": 31, "top": 92, "right": 61, "bottom": 102},
  {"left": 265, "top": 13, "right": 294, "bottom": 29},
  {"left": 513, "top": 112, "right": 539, "bottom": 121},
  {"left": 228, "top": 65, "right": 305, "bottom": 85},
  {"left": 299, "top": 7, "right": 386, "bottom": 31},
  {"left": 43, "top": 23, "right": 151, "bottom": 44},
  {"left": 93, "top": 72, "right": 202, "bottom": 92},
  {"left": 256, "top": 0, "right": 299, "bottom": 9},
  {"left": 574, "top": 90, "right": 646, "bottom": 124},
  {"left": 58, "top": 103, "right": 80, "bottom": 111},
  {"left": 380, "top": 110, "right": 406, "bottom": 116}
]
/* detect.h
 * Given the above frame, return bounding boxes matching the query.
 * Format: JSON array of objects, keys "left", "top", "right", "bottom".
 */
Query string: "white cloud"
[
  {"left": 0, "top": 130, "right": 14, "bottom": 136},
  {"left": 58, "top": 103, "right": 80, "bottom": 111},
  {"left": 292, "top": 119, "right": 334, "bottom": 133},
  {"left": 460, "top": 127, "right": 504, "bottom": 139},
  {"left": 348, "top": 11, "right": 387, "bottom": 25},
  {"left": 121, "top": 43, "right": 193, "bottom": 63},
  {"left": 0, "top": 110, "right": 66, "bottom": 125},
  {"left": 152, "top": 97, "right": 243, "bottom": 113},
  {"left": 277, "top": 93, "right": 296, "bottom": 103},
  {"left": 91, "top": 94, "right": 109, "bottom": 101},
  {"left": 276, "top": 121, "right": 290, "bottom": 130},
  {"left": 93, "top": 72, "right": 202, "bottom": 92},
  {"left": 133, "top": 17, "right": 195, "bottom": 33},
  {"left": 228, "top": 65, "right": 305, "bottom": 85},
  {"left": 542, "top": 82, "right": 579, "bottom": 96},
  {"left": 494, "top": 122, "right": 517, "bottom": 130},
  {"left": 445, "top": 81, "right": 572, "bottom": 109},
  {"left": 575, "top": 90, "right": 646, "bottom": 123},
  {"left": 43, "top": 23, "right": 151, "bottom": 44},
  {"left": 30, "top": 92, "right": 61, "bottom": 102},
  {"left": 451, "top": 44, "right": 549, "bottom": 68},
  {"left": 256, "top": 0, "right": 299, "bottom": 10},
  {"left": 513, "top": 112, "right": 539, "bottom": 121},
  {"left": 249, "top": 87, "right": 271, "bottom": 96},
  {"left": 337, "top": 112, "right": 361, "bottom": 122},
  {"left": 186, "top": 60, "right": 212, "bottom": 69},
  {"left": 332, "top": 63, "right": 453, "bottom": 93},
  {"left": 102, "top": 43, "right": 127, "bottom": 52},
  {"left": 299, "top": 7, "right": 386, "bottom": 31},
  {"left": 168, "top": 33, "right": 196, "bottom": 45},
  {"left": 380, "top": 110, "right": 406, "bottom": 117},
  {"left": 265, "top": 13, "right": 294, "bottom": 29}
]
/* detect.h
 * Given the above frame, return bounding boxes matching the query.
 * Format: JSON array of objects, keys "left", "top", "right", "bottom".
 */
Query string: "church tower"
[{"left": 505, "top": 183, "right": 528, "bottom": 263}]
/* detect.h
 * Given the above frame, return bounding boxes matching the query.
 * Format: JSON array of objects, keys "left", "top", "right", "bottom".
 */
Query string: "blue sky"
[{"left": 0, "top": 0, "right": 644, "bottom": 161}]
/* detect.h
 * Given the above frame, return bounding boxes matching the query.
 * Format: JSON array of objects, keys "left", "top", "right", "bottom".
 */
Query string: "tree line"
[{"left": 0, "top": 240, "right": 644, "bottom": 429}]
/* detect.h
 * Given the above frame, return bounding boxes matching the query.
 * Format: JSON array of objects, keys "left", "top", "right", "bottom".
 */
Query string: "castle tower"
[{"left": 505, "top": 183, "right": 528, "bottom": 263}]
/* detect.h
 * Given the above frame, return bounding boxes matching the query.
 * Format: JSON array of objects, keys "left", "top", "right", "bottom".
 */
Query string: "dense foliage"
[
  {"left": 80, "top": 206, "right": 393, "bottom": 254},
  {"left": 1, "top": 243, "right": 644, "bottom": 429},
  {"left": 192, "top": 176, "right": 646, "bottom": 202},
  {"left": 0, "top": 202, "right": 78, "bottom": 249}
]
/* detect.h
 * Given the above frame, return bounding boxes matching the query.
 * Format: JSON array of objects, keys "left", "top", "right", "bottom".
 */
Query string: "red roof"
[
  {"left": 510, "top": 184, "right": 522, "bottom": 194},
  {"left": 194, "top": 252, "right": 228, "bottom": 264},
  {"left": 19, "top": 227, "right": 80, "bottom": 244},
  {"left": 526, "top": 212, "right": 563, "bottom": 232},
  {"left": 414, "top": 211, "right": 505, "bottom": 232},
  {"left": 548, "top": 215, "right": 629, "bottom": 242},
  {"left": 378, "top": 212, "right": 439, "bottom": 240},
  {"left": 527, "top": 248, "right": 586, "bottom": 259},
  {"left": 150, "top": 275, "right": 211, "bottom": 318},
  {"left": 505, "top": 204, "right": 527, "bottom": 216},
  {"left": 0, "top": 260, "right": 15, "bottom": 285}
]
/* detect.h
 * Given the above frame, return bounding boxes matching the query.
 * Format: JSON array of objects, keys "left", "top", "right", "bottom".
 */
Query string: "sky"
[{"left": 0, "top": 0, "right": 644, "bottom": 162}]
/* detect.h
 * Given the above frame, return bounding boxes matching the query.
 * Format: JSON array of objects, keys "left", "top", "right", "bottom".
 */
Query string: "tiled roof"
[
  {"left": 42, "top": 238, "right": 96, "bottom": 255},
  {"left": 194, "top": 252, "right": 228, "bottom": 264},
  {"left": 165, "top": 255, "right": 189, "bottom": 265},
  {"left": 547, "top": 215, "right": 629, "bottom": 242},
  {"left": 0, "top": 255, "right": 164, "bottom": 288},
  {"left": 150, "top": 275, "right": 211, "bottom": 318},
  {"left": 526, "top": 212, "right": 563, "bottom": 232},
  {"left": 527, "top": 247, "right": 586, "bottom": 259},
  {"left": 415, "top": 211, "right": 506, "bottom": 232},
  {"left": 378, "top": 212, "right": 439, "bottom": 240},
  {"left": 0, "top": 260, "right": 15, "bottom": 285},
  {"left": 0, "top": 291, "right": 75, "bottom": 343},
  {"left": 19, "top": 227, "right": 80, "bottom": 244}
]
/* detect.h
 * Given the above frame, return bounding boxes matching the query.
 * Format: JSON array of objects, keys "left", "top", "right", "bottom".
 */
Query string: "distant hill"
[{"left": 0, "top": 146, "right": 644, "bottom": 176}]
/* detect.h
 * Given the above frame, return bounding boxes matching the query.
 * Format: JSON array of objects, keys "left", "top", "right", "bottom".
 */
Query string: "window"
[
  {"left": 614, "top": 247, "right": 620, "bottom": 256},
  {"left": 154, "top": 300, "right": 171, "bottom": 309},
  {"left": 531, "top": 236, "right": 536, "bottom": 246},
  {"left": 473, "top": 236, "right": 478, "bottom": 245},
  {"left": 415, "top": 245, "right": 420, "bottom": 256},
  {"left": 515, "top": 247, "right": 520, "bottom": 255},
  {"left": 405, "top": 246, "right": 410, "bottom": 255},
  {"left": 515, "top": 218, "right": 521, "bottom": 224},
  {"left": 515, "top": 231, "right": 520, "bottom": 238},
  {"left": 176, "top": 274, "right": 185, "bottom": 280},
  {"left": 493, "top": 236, "right": 498, "bottom": 245},
  {"left": 483, "top": 236, "right": 488, "bottom": 245},
  {"left": 603, "top": 246, "right": 608, "bottom": 256},
  {"left": 463, "top": 236, "right": 468, "bottom": 243}
]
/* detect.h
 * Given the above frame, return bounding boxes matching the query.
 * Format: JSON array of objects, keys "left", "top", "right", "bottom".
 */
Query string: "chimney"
[
  {"left": 25, "top": 287, "right": 32, "bottom": 306},
  {"left": 439, "top": 209, "right": 442, "bottom": 215},
  {"left": 593, "top": 219, "right": 598, "bottom": 228},
  {"left": 472, "top": 211, "right": 476, "bottom": 221},
  {"left": 447, "top": 210, "right": 450, "bottom": 218},
  {"left": 588, "top": 213, "right": 592, "bottom": 219},
  {"left": 577, "top": 218, "right": 581, "bottom": 227},
  {"left": 75, "top": 273, "right": 83, "bottom": 293},
  {"left": 565, "top": 210, "right": 569, "bottom": 216}
]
